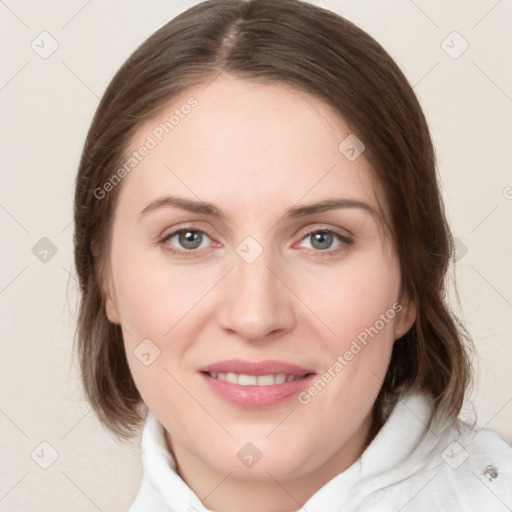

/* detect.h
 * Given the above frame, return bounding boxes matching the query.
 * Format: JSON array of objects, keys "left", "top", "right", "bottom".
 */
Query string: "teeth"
[
  {"left": 274, "top": 374, "right": 286, "bottom": 384},
  {"left": 238, "top": 374, "right": 258, "bottom": 385},
  {"left": 257, "top": 375, "right": 275, "bottom": 386},
  {"left": 208, "top": 372, "right": 302, "bottom": 385},
  {"left": 225, "top": 372, "right": 238, "bottom": 384}
]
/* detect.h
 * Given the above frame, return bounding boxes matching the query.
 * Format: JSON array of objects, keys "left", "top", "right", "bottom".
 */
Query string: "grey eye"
[
  {"left": 164, "top": 230, "right": 210, "bottom": 251},
  {"left": 178, "top": 230, "right": 204, "bottom": 250},
  {"left": 309, "top": 231, "right": 335, "bottom": 250}
]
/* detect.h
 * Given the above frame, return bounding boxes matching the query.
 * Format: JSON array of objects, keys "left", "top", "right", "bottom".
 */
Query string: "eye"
[
  {"left": 303, "top": 231, "right": 337, "bottom": 251},
  {"left": 161, "top": 228, "right": 213, "bottom": 255},
  {"left": 159, "top": 226, "right": 353, "bottom": 259},
  {"left": 297, "top": 228, "right": 353, "bottom": 257}
]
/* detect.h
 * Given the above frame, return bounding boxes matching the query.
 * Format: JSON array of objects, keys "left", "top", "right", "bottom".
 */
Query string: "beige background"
[{"left": 1, "top": 0, "right": 511, "bottom": 510}]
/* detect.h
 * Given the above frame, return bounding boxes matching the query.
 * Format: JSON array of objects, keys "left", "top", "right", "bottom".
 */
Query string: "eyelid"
[
  {"left": 158, "top": 221, "right": 217, "bottom": 244},
  {"left": 159, "top": 222, "right": 354, "bottom": 259},
  {"left": 292, "top": 225, "right": 354, "bottom": 258},
  {"left": 158, "top": 225, "right": 217, "bottom": 257},
  {"left": 294, "top": 223, "right": 354, "bottom": 241}
]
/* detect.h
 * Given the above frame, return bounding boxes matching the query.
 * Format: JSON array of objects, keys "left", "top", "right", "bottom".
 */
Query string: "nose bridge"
[{"left": 217, "top": 238, "right": 295, "bottom": 341}]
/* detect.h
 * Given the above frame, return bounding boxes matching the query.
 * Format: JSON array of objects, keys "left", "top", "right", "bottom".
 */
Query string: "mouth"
[
  {"left": 202, "top": 371, "right": 311, "bottom": 385},
  {"left": 197, "top": 359, "right": 316, "bottom": 408}
]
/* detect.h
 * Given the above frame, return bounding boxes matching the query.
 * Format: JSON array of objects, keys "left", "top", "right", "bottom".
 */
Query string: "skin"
[{"left": 104, "top": 74, "right": 416, "bottom": 512}]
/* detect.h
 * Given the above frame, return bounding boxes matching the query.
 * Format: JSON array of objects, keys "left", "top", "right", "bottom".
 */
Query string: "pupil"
[
  {"left": 311, "top": 231, "right": 333, "bottom": 250},
  {"left": 180, "top": 231, "right": 202, "bottom": 249}
]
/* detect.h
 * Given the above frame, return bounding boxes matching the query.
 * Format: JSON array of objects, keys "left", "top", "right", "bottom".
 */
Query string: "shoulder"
[
  {"left": 391, "top": 420, "right": 512, "bottom": 511},
  {"left": 356, "top": 394, "right": 512, "bottom": 512},
  {"left": 434, "top": 423, "right": 512, "bottom": 509}
]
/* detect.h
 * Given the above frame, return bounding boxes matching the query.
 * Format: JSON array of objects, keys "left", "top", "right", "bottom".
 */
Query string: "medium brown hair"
[{"left": 73, "top": 0, "right": 472, "bottom": 440}]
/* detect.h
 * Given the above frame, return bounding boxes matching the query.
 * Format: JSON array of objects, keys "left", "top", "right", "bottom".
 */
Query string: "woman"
[{"left": 73, "top": 0, "right": 512, "bottom": 510}]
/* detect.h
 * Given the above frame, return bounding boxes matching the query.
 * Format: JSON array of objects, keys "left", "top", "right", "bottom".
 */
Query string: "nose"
[{"left": 216, "top": 247, "right": 296, "bottom": 344}]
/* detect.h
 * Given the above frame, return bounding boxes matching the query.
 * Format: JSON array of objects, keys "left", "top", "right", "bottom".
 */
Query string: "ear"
[
  {"left": 393, "top": 293, "right": 416, "bottom": 341},
  {"left": 103, "top": 272, "right": 121, "bottom": 325}
]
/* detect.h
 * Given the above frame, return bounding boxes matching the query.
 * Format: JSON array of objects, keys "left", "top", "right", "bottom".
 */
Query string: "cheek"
[
  {"left": 110, "top": 250, "right": 203, "bottom": 408},
  {"left": 310, "top": 252, "right": 401, "bottom": 349},
  {"left": 111, "top": 244, "right": 210, "bottom": 341},
  {"left": 296, "top": 251, "right": 401, "bottom": 419},
  {"left": 110, "top": 241, "right": 226, "bottom": 403}
]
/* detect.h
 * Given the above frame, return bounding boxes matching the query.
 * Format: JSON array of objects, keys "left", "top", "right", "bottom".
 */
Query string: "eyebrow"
[{"left": 139, "top": 194, "right": 379, "bottom": 221}]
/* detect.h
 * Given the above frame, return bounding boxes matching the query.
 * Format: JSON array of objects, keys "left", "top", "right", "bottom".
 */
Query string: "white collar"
[{"left": 129, "top": 391, "right": 512, "bottom": 511}]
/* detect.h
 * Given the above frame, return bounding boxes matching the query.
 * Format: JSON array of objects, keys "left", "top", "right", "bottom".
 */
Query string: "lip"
[
  {"left": 198, "top": 359, "right": 316, "bottom": 408},
  {"left": 198, "top": 359, "right": 314, "bottom": 376}
]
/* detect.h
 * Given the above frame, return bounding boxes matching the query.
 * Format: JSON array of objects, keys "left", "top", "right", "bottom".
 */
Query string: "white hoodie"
[{"left": 129, "top": 392, "right": 512, "bottom": 511}]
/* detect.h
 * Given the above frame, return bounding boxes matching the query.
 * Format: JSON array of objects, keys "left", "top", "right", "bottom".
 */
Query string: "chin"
[{"left": 205, "top": 435, "right": 321, "bottom": 481}]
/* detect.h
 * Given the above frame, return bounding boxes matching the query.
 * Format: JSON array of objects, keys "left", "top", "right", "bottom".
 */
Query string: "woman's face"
[{"left": 104, "top": 75, "right": 415, "bottom": 485}]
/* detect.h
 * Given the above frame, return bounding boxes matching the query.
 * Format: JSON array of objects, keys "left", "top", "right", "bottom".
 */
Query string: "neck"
[{"left": 165, "top": 413, "right": 374, "bottom": 512}]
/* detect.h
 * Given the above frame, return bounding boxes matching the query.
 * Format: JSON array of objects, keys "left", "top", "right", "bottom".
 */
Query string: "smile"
[
  {"left": 198, "top": 359, "right": 316, "bottom": 408},
  {"left": 206, "top": 372, "right": 306, "bottom": 385}
]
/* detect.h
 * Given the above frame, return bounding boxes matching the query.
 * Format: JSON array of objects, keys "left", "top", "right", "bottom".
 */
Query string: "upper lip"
[{"left": 198, "top": 359, "right": 315, "bottom": 377}]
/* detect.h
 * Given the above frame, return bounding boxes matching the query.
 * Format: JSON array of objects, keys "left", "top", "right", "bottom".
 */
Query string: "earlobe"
[
  {"left": 394, "top": 296, "right": 416, "bottom": 341},
  {"left": 104, "top": 275, "right": 121, "bottom": 325}
]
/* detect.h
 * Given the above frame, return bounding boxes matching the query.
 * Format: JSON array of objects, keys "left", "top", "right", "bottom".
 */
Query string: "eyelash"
[{"left": 158, "top": 226, "right": 354, "bottom": 259}]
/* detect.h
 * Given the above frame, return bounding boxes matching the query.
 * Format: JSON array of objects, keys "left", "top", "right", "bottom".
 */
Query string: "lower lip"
[{"left": 200, "top": 372, "right": 316, "bottom": 408}]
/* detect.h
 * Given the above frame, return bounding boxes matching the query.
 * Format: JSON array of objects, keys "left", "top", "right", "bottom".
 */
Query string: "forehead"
[{"left": 116, "top": 74, "right": 384, "bottom": 221}]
